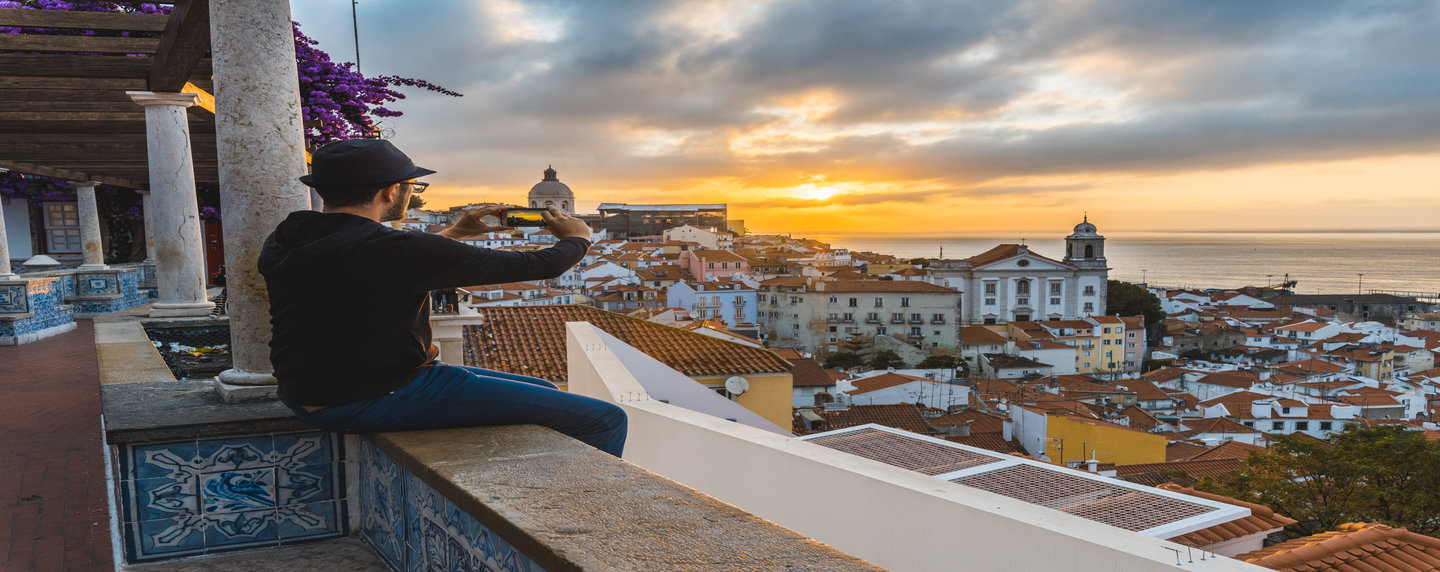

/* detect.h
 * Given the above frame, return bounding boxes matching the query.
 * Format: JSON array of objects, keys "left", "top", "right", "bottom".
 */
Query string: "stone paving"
[{"left": 0, "top": 321, "right": 114, "bottom": 571}]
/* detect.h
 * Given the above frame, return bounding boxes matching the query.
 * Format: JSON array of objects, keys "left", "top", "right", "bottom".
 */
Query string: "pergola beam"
[
  {"left": 0, "top": 54, "right": 153, "bottom": 78},
  {"left": 149, "top": 0, "right": 211, "bottom": 92},
  {"left": 0, "top": 8, "right": 169, "bottom": 32},
  {"left": 0, "top": 77, "right": 148, "bottom": 90},
  {"left": 0, "top": 34, "right": 160, "bottom": 53},
  {"left": 0, "top": 160, "right": 147, "bottom": 189}
]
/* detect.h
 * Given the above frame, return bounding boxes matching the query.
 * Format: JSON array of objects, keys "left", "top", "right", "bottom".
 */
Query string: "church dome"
[
  {"left": 528, "top": 165, "right": 576, "bottom": 214},
  {"left": 529, "top": 166, "right": 574, "bottom": 199},
  {"left": 1069, "top": 216, "right": 1100, "bottom": 237}
]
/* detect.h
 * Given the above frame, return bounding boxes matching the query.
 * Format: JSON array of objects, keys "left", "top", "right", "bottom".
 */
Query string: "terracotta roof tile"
[
  {"left": 847, "top": 372, "right": 939, "bottom": 395},
  {"left": 1189, "top": 440, "right": 1268, "bottom": 461},
  {"left": 1159, "top": 484, "right": 1297, "bottom": 548},
  {"left": 1166, "top": 441, "right": 1211, "bottom": 462},
  {"left": 462, "top": 305, "right": 791, "bottom": 383},
  {"left": 1112, "top": 379, "right": 1172, "bottom": 402},
  {"left": 931, "top": 410, "right": 1006, "bottom": 434},
  {"left": 944, "top": 433, "right": 1025, "bottom": 455},
  {"left": 1237, "top": 523, "right": 1440, "bottom": 571},
  {"left": 812, "top": 404, "right": 935, "bottom": 435},
  {"left": 1181, "top": 417, "right": 1261, "bottom": 437},
  {"left": 1113, "top": 458, "right": 1245, "bottom": 482},
  {"left": 960, "top": 326, "right": 1010, "bottom": 346}
]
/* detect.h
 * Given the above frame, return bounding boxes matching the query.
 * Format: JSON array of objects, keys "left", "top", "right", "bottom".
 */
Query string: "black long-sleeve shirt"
[{"left": 259, "top": 211, "right": 589, "bottom": 406}]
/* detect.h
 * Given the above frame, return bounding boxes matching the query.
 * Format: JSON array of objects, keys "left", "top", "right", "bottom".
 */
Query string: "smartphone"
[{"left": 505, "top": 208, "right": 548, "bottom": 227}]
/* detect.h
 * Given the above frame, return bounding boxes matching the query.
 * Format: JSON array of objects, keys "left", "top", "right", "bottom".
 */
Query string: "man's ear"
[{"left": 379, "top": 182, "right": 402, "bottom": 204}]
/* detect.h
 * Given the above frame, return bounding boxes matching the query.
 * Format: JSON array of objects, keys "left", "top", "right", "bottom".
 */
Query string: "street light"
[
  {"left": 1357, "top": 273, "right": 1365, "bottom": 294},
  {"left": 1141, "top": 269, "right": 1147, "bottom": 285}
]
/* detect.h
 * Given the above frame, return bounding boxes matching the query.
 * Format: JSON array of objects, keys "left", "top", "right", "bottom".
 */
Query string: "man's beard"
[{"left": 381, "top": 194, "right": 407, "bottom": 222}]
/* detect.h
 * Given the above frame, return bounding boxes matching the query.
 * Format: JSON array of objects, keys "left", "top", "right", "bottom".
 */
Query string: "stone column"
[
  {"left": 0, "top": 194, "right": 14, "bottom": 278},
  {"left": 0, "top": 197, "right": 15, "bottom": 278},
  {"left": 71, "top": 182, "right": 107, "bottom": 269},
  {"left": 209, "top": 0, "right": 311, "bottom": 394},
  {"left": 129, "top": 91, "right": 214, "bottom": 317},
  {"left": 136, "top": 189, "right": 156, "bottom": 263}
]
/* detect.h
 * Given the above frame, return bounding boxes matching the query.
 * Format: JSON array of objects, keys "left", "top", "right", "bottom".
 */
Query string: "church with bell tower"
[
  {"left": 926, "top": 217, "right": 1111, "bottom": 324},
  {"left": 527, "top": 165, "right": 575, "bottom": 215}
]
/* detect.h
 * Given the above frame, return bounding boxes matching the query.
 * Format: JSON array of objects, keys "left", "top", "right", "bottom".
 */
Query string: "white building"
[
  {"left": 928, "top": 218, "right": 1109, "bottom": 325},
  {"left": 758, "top": 278, "right": 962, "bottom": 355}
]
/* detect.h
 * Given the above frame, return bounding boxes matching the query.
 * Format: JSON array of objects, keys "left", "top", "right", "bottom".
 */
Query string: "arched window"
[
  {"left": 1084, "top": 244, "right": 1094, "bottom": 258},
  {"left": 545, "top": 200, "right": 554, "bottom": 208},
  {"left": 562, "top": 200, "right": 569, "bottom": 211},
  {"left": 1066, "top": 243, "right": 1073, "bottom": 258},
  {"left": 1016, "top": 279, "right": 1030, "bottom": 295}
]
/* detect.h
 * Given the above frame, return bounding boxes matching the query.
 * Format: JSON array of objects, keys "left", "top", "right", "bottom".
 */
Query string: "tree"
[
  {"left": 824, "top": 352, "right": 865, "bottom": 370},
  {"left": 1107, "top": 280, "right": 1165, "bottom": 342},
  {"left": 916, "top": 355, "right": 957, "bottom": 369},
  {"left": 869, "top": 350, "right": 906, "bottom": 370},
  {"left": 407, "top": 195, "right": 426, "bottom": 210},
  {"left": 1177, "top": 348, "right": 1209, "bottom": 361},
  {"left": 1199, "top": 425, "right": 1440, "bottom": 537}
]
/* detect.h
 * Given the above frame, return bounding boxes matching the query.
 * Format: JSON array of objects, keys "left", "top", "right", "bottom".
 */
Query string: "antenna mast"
[{"left": 351, "top": 0, "right": 362, "bottom": 73}]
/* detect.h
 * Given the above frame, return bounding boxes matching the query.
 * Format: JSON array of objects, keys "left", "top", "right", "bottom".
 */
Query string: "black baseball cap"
[{"left": 298, "top": 139, "right": 436, "bottom": 187}]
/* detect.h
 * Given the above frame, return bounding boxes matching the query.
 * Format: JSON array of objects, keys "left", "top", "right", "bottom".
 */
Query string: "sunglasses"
[{"left": 403, "top": 181, "right": 429, "bottom": 194}]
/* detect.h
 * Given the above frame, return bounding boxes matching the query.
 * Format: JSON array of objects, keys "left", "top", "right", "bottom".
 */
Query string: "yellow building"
[
  {"left": 1046, "top": 414, "right": 1165, "bottom": 465},
  {"left": 1088, "top": 316, "right": 1128, "bottom": 377}
]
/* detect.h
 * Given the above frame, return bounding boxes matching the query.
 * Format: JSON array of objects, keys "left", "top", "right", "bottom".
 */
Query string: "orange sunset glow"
[{"left": 290, "top": 0, "right": 1440, "bottom": 234}]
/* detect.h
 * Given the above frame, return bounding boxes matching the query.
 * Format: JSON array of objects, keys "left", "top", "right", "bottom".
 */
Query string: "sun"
[{"left": 789, "top": 183, "right": 837, "bottom": 201}]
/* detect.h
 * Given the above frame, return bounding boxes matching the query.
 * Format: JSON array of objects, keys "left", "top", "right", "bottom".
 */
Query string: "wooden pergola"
[{"left": 0, "top": 1, "right": 217, "bottom": 190}]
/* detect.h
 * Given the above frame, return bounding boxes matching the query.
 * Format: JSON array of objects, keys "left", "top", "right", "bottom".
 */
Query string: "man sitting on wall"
[{"left": 259, "top": 139, "right": 626, "bottom": 457}]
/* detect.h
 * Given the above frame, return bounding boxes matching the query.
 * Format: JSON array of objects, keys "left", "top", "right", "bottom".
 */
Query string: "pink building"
[{"left": 680, "top": 249, "right": 749, "bottom": 281}]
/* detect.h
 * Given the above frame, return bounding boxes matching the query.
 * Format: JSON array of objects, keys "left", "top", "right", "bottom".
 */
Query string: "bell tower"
[{"left": 1064, "top": 215, "right": 1106, "bottom": 269}]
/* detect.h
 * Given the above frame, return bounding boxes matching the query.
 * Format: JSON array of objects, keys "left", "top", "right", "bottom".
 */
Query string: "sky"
[{"left": 289, "top": 0, "right": 1440, "bottom": 234}]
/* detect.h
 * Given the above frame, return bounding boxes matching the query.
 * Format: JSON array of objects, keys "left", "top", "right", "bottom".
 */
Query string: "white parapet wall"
[{"left": 564, "top": 321, "right": 1264, "bottom": 572}]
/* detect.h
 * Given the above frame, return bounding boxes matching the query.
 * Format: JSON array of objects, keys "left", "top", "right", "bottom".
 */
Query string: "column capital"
[
  {"left": 126, "top": 91, "right": 200, "bottom": 108},
  {"left": 67, "top": 180, "right": 101, "bottom": 190}
]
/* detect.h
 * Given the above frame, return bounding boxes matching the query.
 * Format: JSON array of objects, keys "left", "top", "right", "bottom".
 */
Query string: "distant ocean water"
[{"left": 804, "top": 232, "right": 1440, "bottom": 296}]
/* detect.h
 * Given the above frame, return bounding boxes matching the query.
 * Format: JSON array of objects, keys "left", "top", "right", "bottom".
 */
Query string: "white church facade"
[{"left": 928, "top": 218, "right": 1110, "bottom": 324}]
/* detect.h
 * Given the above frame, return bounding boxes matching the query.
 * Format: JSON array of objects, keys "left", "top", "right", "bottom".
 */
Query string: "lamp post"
[
  {"left": 1357, "top": 273, "right": 1365, "bottom": 295},
  {"left": 1141, "top": 269, "right": 1147, "bottom": 285}
]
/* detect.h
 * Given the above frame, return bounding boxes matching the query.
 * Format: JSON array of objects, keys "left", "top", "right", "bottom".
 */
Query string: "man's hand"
[
  {"left": 543, "top": 207, "right": 592, "bottom": 241},
  {"left": 439, "top": 204, "right": 512, "bottom": 239}
]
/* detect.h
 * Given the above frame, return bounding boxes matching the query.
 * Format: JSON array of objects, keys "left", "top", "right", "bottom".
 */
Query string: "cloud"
[{"left": 291, "top": 0, "right": 1440, "bottom": 217}]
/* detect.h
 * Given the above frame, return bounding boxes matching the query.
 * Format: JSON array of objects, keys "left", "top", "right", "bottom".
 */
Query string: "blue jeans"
[{"left": 286, "top": 365, "right": 627, "bottom": 457}]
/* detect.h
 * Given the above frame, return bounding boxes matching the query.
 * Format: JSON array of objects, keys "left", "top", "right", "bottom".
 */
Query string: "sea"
[{"left": 803, "top": 232, "right": 1440, "bottom": 296}]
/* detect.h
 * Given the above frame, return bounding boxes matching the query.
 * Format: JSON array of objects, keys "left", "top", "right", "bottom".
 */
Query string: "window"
[
  {"left": 866, "top": 312, "right": 879, "bottom": 322},
  {"left": 932, "top": 313, "right": 944, "bottom": 323},
  {"left": 933, "top": 330, "right": 941, "bottom": 336},
  {"left": 1050, "top": 282, "right": 1062, "bottom": 296},
  {"left": 1083, "top": 302, "right": 1094, "bottom": 312},
  {"left": 983, "top": 318, "right": 997, "bottom": 325},
  {"left": 901, "top": 297, "right": 911, "bottom": 307},
  {"left": 1017, "top": 297, "right": 1029, "bottom": 305},
  {"left": 828, "top": 313, "right": 838, "bottom": 321},
  {"left": 891, "top": 312, "right": 904, "bottom": 323},
  {"left": 842, "top": 312, "right": 853, "bottom": 322},
  {"left": 1015, "top": 314, "right": 1030, "bottom": 322},
  {"left": 1103, "top": 339, "right": 1111, "bottom": 345},
  {"left": 43, "top": 202, "right": 81, "bottom": 253},
  {"left": 708, "top": 262, "right": 715, "bottom": 269},
  {"left": 1016, "top": 280, "right": 1031, "bottom": 295},
  {"left": 828, "top": 296, "right": 838, "bottom": 303},
  {"left": 720, "top": 262, "right": 728, "bottom": 269},
  {"left": 1103, "top": 327, "right": 1111, "bottom": 334},
  {"left": 984, "top": 283, "right": 997, "bottom": 295},
  {"left": 874, "top": 297, "right": 884, "bottom": 307},
  {"left": 828, "top": 326, "right": 837, "bottom": 332},
  {"left": 1083, "top": 362, "right": 1090, "bottom": 368},
  {"left": 910, "top": 327, "right": 922, "bottom": 337},
  {"left": 985, "top": 298, "right": 996, "bottom": 305},
  {"left": 1295, "top": 421, "right": 1309, "bottom": 431},
  {"left": 911, "top": 313, "right": 922, "bottom": 323},
  {"left": 1050, "top": 298, "right": 1060, "bottom": 305},
  {"left": 1243, "top": 421, "right": 1254, "bottom": 427},
  {"left": 848, "top": 298, "right": 858, "bottom": 307},
  {"left": 877, "top": 327, "right": 886, "bottom": 335},
  {"left": 1083, "top": 285, "right": 1096, "bottom": 295},
  {"left": 1272, "top": 421, "right": 1285, "bottom": 431},
  {"left": 1320, "top": 421, "right": 1333, "bottom": 431}
]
